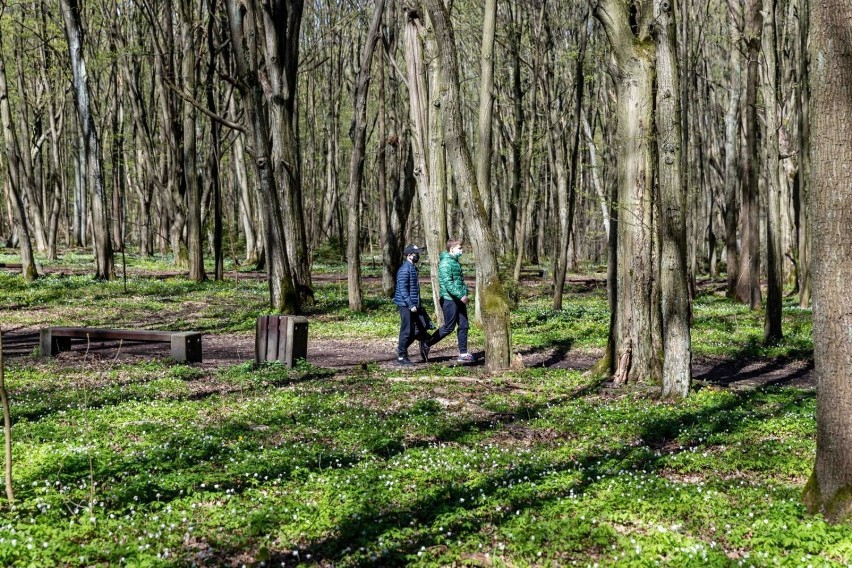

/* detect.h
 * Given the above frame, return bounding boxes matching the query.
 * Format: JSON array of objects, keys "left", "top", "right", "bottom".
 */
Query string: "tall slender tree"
[
  {"left": 423, "top": 0, "right": 513, "bottom": 371},
  {"left": 346, "top": 0, "right": 386, "bottom": 312},
  {"left": 60, "top": 0, "right": 114, "bottom": 280}
]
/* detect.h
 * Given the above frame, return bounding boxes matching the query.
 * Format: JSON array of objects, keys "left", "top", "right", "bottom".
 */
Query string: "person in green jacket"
[{"left": 422, "top": 239, "right": 476, "bottom": 363}]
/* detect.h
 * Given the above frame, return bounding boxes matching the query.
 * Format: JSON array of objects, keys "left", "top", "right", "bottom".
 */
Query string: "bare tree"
[
  {"left": 346, "top": 0, "right": 386, "bottom": 312},
  {"left": 423, "top": 0, "right": 513, "bottom": 371},
  {"left": 61, "top": 0, "right": 114, "bottom": 280},
  {"left": 735, "top": 0, "right": 762, "bottom": 308}
]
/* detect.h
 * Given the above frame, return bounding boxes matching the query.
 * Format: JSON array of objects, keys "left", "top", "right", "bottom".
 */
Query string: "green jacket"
[{"left": 438, "top": 251, "right": 469, "bottom": 301}]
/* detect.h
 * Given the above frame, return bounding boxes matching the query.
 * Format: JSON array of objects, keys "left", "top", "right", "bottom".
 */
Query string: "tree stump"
[{"left": 255, "top": 316, "right": 308, "bottom": 368}]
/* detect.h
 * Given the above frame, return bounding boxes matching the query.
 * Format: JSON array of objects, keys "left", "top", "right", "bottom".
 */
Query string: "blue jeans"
[{"left": 427, "top": 298, "right": 468, "bottom": 353}]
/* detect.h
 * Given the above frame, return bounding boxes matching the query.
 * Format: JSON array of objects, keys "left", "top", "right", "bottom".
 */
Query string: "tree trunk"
[
  {"left": 0, "top": 30, "right": 37, "bottom": 281},
  {"left": 735, "top": 0, "right": 763, "bottom": 308},
  {"left": 802, "top": 0, "right": 852, "bottom": 524},
  {"left": 424, "top": 0, "right": 512, "bottom": 371},
  {"left": 796, "top": 0, "right": 811, "bottom": 307},
  {"left": 226, "top": 0, "right": 299, "bottom": 313},
  {"left": 205, "top": 0, "right": 223, "bottom": 281},
  {"left": 595, "top": 0, "right": 661, "bottom": 385},
  {"left": 724, "top": 0, "right": 743, "bottom": 298},
  {"left": 655, "top": 0, "right": 691, "bottom": 398},
  {"left": 762, "top": 0, "right": 783, "bottom": 342},
  {"left": 404, "top": 9, "right": 449, "bottom": 323},
  {"left": 179, "top": 1, "right": 205, "bottom": 282},
  {"left": 61, "top": 0, "right": 114, "bottom": 280},
  {"left": 257, "top": 0, "right": 312, "bottom": 304},
  {"left": 346, "top": 0, "right": 385, "bottom": 312}
]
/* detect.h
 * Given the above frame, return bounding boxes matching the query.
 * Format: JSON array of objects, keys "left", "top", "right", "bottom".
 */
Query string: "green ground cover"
[{"left": 0, "top": 251, "right": 843, "bottom": 567}]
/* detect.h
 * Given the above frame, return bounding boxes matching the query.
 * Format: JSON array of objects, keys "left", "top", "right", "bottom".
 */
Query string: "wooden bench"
[
  {"left": 40, "top": 327, "right": 202, "bottom": 363},
  {"left": 255, "top": 315, "right": 308, "bottom": 368}
]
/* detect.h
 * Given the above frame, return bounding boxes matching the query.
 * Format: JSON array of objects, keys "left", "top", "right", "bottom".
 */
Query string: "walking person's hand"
[
  {"left": 460, "top": 295, "right": 469, "bottom": 304},
  {"left": 411, "top": 306, "right": 418, "bottom": 312}
]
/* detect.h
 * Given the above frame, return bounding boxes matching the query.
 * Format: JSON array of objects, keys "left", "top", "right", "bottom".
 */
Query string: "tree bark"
[
  {"left": 655, "top": 0, "right": 691, "bottom": 398},
  {"left": 346, "top": 0, "right": 385, "bottom": 312},
  {"left": 796, "top": 0, "right": 811, "bottom": 307},
  {"left": 0, "top": 28, "right": 37, "bottom": 281},
  {"left": 762, "top": 0, "right": 783, "bottom": 342},
  {"left": 61, "top": 0, "right": 114, "bottom": 280},
  {"left": 424, "top": 0, "right": 513, "bottom": 371},
  {"left": 735, "top": 0, "right": 763, "bottom": 308},
  {"left": 802, "top": 0, "right": 852, "bottom": 525},
  {"left": 404, "top": 9, "right": 448, "bottom": 323},
  {"left": 226, "top": 0, "right": 299, "bottom": 313},
  {"left": 595, "top": 0, "right": 661, "bottom": 385},
  {"left": 179, "top": 1, "right": 205, "bottom": 282},
  {"left": 724, "top": 0, "right": 743, "bottom": 298}
]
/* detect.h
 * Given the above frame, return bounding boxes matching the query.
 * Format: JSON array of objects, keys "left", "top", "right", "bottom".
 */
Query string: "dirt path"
[{"left": 4, "top": 329, "right": 814, "bottom": 390}]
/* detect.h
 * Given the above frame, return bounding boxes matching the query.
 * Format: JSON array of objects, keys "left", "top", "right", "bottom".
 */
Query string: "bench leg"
[
  {"left": 171, "top": 333, "right": 202, "bottom": 363},
  {"left": 39, "top": 329, "right": 71, "bottom": 357}
]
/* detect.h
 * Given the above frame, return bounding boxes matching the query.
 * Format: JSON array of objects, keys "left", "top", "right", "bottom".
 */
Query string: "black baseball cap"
[{"left": 404, "top": 245, "right": 424, "bottom": 255}]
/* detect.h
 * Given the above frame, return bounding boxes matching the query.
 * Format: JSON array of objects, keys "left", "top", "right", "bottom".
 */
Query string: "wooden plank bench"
[
  {"left": 40, "top": 327, "right": 202, "bottom": 363},
  {"left": 255, "top": 315, "right": 308, "bottom": 368}
]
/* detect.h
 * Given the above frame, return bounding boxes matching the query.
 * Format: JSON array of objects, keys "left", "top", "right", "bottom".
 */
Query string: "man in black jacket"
[{"left": 393, "top": 245, "right": 432, "bottom": 366}]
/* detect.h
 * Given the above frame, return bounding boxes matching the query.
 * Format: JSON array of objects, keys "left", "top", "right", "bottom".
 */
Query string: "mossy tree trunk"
[
  {"left": 594, "top": 0, "right": 661, "bottom": 385},
  {"left": 423, "top": 0, "right": 512, "bottom": 371},
  {"left": 802, "top": 0, "right": 852, "bottom": 525}
]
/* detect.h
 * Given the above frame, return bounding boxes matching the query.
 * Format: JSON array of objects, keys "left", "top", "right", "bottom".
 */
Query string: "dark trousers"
[
  {"left": 397, "top": 306, "right": 431, "bottom": 357},
  {"left": 428, "top": 298, "right": 469, "bottom": 353}
]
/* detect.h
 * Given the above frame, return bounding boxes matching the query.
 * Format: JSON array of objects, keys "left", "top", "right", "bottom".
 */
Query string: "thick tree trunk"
[
  {"left": 424, "top": 0, "right": 512, "bottom": 371},
  {"left": 346, "top": 0, "right": 385, "bottom": 312},
  {"left": 595, "top": 0, "right": 661, "bottom": 385},
  {"left": 802, "top": 0, "right": 852, "bottom": 525},
  {"left": 260, "top": 1, "right": 313, "bottom": 305},
  {"left": 404, "top": 9, "right": 448, "bottom": 323},
  {"left": 180, "top": 2, "right": 205, "bottom": 282},
  {"left": 735, "top": 0, "right": 763, "bottom": 308},
  {"left": 655, "top": 0, "right": 692, "bottom": 398},
  {"left": 226, "top": 0, "right": 298, "bottom": 313}
]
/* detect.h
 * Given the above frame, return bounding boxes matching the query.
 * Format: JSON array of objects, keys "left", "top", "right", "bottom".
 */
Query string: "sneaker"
[
  {"left": 457, "top": 353, "right": 475, "bottom": 363},
  {"left": 419, "top": 341, "right": 431, "bottom": 362},
  {"left": 396, "top": 356, "right": 414, "bottom": 367}
]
